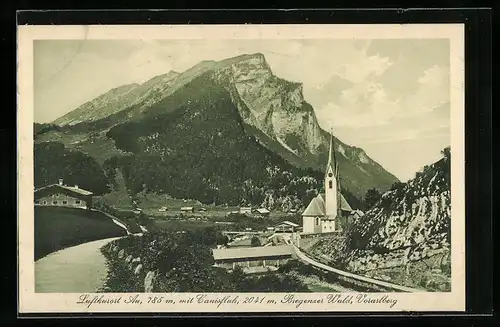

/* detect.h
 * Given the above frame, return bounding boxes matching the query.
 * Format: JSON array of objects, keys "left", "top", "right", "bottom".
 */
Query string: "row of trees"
[
  {"left": 360, "top": 146, "right": 451, "bottom": 212},
  {"left": 34, "top": 141, "right": 110, "bottom": 195}
]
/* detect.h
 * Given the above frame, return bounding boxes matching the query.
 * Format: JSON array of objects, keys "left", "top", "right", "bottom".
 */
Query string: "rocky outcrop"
[
  {"left": 212, "top": 54, "right": 342, "bottom": 158},
  {"left": 310, "top": 151, "right": 451, "bottom": 291},
  {"left": 134, "top": 264, "right": 143, "bottom": 275},
  {"left": 340, "top": 152, "right": 451, "bottom": 290},
  {"left": 208, "top": 54, "right": 398, "bottom": 197},
  {"left": 144, "top": 271, "right": 157, "bottom": 293}
]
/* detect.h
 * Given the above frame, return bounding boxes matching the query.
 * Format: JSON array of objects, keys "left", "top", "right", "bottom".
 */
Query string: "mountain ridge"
[{"left": 39, "top": 52, "right": 399, "bottom": 205}]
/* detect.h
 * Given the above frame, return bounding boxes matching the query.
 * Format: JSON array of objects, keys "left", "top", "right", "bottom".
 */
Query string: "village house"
[
  {"left": 274, "top": 221, "right": 300, "bottom": 233},
  {"left": 239, "top": 207, "right": 252, "bottom": 214},
  {"left": 180, "top": 207, "right": 194, "bottom": 213},
  {"left": 302, "top": 133, "right": 361, "bottom": 234},
  {"left": 34, "top": 179, "right": 93, "bottom": 209},
  {"left": 212, "top": 245, "right": 295, "bottom": 272},
  {"left": 255, "top": 208, "right": 270, "bottom": 217}
]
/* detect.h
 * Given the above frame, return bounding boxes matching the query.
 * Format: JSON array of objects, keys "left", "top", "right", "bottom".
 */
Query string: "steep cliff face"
[
  {"left": 342, "top": 150, "right": 451, "bottom": 290},
  {"left": 208, "top": 54, "right": 398, "bottom": 197},
  {"left": 45, "top": 53, "right": 399, "bottom": 204},
  {"left": 212, "top": 54, "right": 331, "bottom": 157}
]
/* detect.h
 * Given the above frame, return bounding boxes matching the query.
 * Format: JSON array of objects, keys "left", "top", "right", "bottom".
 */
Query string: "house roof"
[
  {"left": 180, "top": 207, "right": 193, "bottom": 210},
  {"left": 318, "top": 193, "right": 352, "bottom": 212},
  {"left": 256, "top": 208, "right": 270, "bottom": 214},
  {"left": 34, "top": 184, "right": 93, "bottom": 197},
  {"left": 275, "top": 221, "right": 299, "bottom": 228},
  {"left": 302, "top": 195, "right": 326, "bottom": 216},
  {"left": 302, "top": 193, "right": 352, "bottom": 217},
  {"left": 212, "top": 245, "right": 294, "bottom": 261}
]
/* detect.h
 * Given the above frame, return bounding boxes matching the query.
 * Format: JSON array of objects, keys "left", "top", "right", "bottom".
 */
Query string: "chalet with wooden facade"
[
  {"left": 34, "top": 179, "right": 93, "bottom": 209},
  {"left": 274, "top": 221, "right": 300, "bottom": 233}
]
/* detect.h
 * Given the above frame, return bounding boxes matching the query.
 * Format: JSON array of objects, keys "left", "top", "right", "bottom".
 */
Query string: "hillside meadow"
[{"left": 34, "top": 206, "right": 127, "bottom": 261}]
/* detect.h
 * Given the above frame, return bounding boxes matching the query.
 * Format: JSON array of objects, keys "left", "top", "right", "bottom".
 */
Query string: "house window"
[
  {"left": 329, "top": 180, "right": 333, "bottom": 189},
  {"left": 52, "top": 201, "right": 58, "bottom": 205},
  {"left": 316, "top": 217, "right": 320, "bottom": 225},
  {"left": 75, "top": 200, "right": 81, "bottom": 204},
  {"left": 62, "top": 200, "right": 68, "bottom": 205}
]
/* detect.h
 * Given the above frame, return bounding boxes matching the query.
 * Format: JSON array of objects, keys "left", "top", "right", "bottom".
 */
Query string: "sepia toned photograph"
[{"left": 18, "top": 24, "right": 465, "bottom": 313}]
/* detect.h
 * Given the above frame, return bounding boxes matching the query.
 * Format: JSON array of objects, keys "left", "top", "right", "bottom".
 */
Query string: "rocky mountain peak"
[{"left": 47, "top": 52, "right": 399, "bottom": 201}]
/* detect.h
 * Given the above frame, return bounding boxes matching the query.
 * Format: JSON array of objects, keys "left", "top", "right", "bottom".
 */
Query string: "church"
[{"left": 302, "top": 133, "right": 355, "bottom": 234}]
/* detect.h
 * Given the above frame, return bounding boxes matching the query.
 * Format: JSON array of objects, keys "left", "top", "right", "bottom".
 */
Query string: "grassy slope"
[{"left": 34, "top": 206, "right": 127, "bottom": 261}]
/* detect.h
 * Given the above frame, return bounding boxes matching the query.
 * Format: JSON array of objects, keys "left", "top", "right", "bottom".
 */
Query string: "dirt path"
[{"left": 35, "top": 237, "right": 120, "bottom": 293}]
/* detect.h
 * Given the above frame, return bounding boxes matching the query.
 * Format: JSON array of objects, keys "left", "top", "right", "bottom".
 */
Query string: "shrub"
[{"left": 101, "top": 228, "right": 310, "bottom": 292}]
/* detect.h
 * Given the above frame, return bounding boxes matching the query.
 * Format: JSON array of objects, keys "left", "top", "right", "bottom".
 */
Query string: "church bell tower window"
[{"left": 329, "top": 180, "right": 333, "bottom": 189}]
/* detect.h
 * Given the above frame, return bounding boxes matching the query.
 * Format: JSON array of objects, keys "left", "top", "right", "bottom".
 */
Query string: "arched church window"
[{"left": 329, "top": 180, "right": 333, "bottom": 189}]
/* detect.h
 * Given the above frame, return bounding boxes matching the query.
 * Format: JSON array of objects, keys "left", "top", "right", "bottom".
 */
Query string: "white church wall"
[
  {"left": 322, "top": 220, "right": 336, "bottom": 233},
  {"left": 303, "top": 216, "right": 322, "bottom": 234},
  {"left": 324, "top": 166, "right": 338, "bottom": 219}
]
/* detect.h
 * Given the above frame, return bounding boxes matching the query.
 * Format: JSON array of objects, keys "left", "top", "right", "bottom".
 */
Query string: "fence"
[{"left": 292, "top": 244, "right": 422, "bottom": 293}]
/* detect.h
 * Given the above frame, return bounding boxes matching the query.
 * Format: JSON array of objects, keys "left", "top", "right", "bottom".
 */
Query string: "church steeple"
[
  {"left": 324, "top": 127, "right": 339, "bottom": 224},
  {"left": 326, "top": 129, "right": 337, "bottom": 178}
]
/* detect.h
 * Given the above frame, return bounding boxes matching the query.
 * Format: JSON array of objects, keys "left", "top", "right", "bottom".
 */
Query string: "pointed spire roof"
[{"left": 326, "top": 128, "right": 337, "bottom": 177}]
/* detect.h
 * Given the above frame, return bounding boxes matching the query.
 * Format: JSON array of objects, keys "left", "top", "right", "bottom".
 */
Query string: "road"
[
  {"left": 35, "top": 237, "right": 121, "bottom": 293},
  {"left": 292, "top": 243, "right": 422, "bottom": 293}
]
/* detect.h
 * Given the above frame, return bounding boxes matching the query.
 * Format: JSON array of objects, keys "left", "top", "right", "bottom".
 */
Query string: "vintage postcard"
[{"left": 18, "top": 24, "right": 465, "bottom": 314}]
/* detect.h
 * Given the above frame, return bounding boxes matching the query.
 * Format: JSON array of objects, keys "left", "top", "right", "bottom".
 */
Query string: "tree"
[
  {"left": 250, "top": 236, "right": 261, "bottom": 247},
  {"left": 216, "top": 233, "right": 229, "bottom": 246},
  {"left": 364, "top": 188, "right": 381, "bottom": 210},
  {"left": 441, "top": 146, "right": 451, "bottom": 161}
]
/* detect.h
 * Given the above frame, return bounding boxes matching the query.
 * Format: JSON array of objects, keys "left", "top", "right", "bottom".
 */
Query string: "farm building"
[
  {"left": 180, "top": 207, "right": 194, "bottom": 213},
  {"left": 274, "top": 221, "right": 300, "bottom": 233},
  {"left": 255, "top": 208, "right": 270, "bottom": 216},
  {"left": 212, "top": 245, "right": 295, "bottom": 271},
  {"left": 34, "top": 179, "right": 93, "bottom": 209},
  {"left": 239, "top": 207, "right": 252, "bottom": 214}
]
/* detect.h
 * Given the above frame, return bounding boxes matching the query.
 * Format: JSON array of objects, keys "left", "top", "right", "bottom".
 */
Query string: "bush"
[
  {"left": 250, "top": 236, "right": 261, "bottom": 247},
  {"left": 101, "top": 229, "right": 310, "bottom": 292}
]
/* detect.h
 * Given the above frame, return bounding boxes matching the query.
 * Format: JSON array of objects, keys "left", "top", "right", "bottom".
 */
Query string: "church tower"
[{"left": 324, "top": 131, "right": 340, "bottom": 230}]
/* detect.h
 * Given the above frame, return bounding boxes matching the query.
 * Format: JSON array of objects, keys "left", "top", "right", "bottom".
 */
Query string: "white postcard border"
[{"left": 17, "top": 24, "right": 465, "bottom": 313}]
